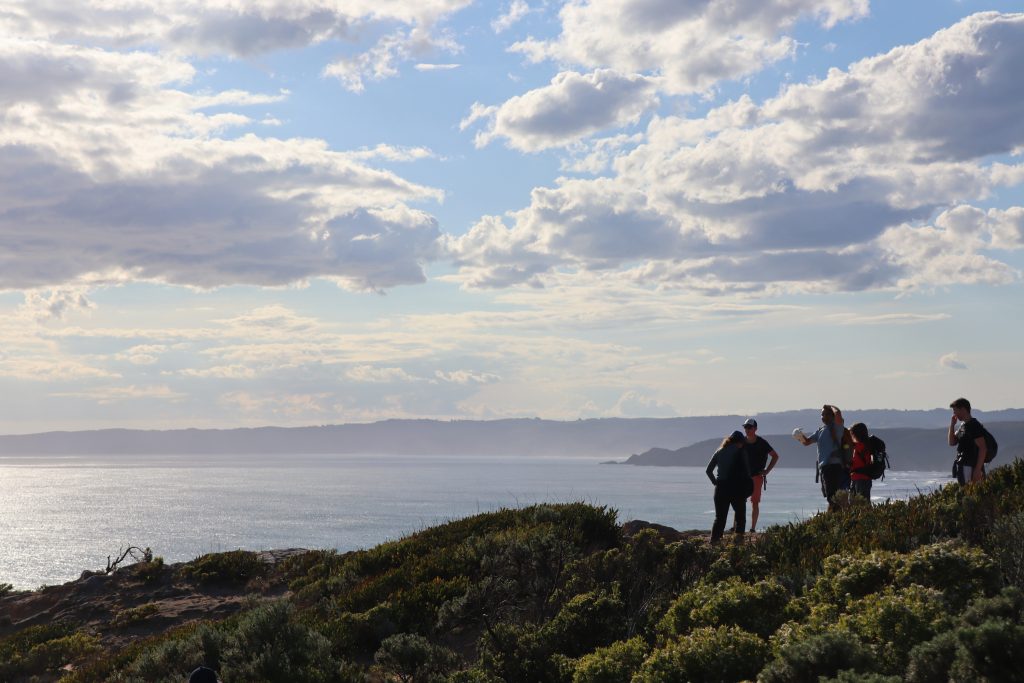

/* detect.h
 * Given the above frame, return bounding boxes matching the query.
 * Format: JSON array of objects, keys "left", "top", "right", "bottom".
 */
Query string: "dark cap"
[
  {"left": 189, "top": 667, "right": 219, "bottom": 683},
  {"left": 742, "top": 418, "right": 757, "bottom": 429}
]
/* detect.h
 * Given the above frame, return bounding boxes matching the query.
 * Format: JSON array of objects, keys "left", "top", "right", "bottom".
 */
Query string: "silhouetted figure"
[{"left": 707, "top": 430, "right": 754, "bottom": 544}]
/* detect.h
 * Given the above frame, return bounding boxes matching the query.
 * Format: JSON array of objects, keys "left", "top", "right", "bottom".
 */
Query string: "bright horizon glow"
[{"left": 0, "top": 1, "right": 1021, "bottom": 433}]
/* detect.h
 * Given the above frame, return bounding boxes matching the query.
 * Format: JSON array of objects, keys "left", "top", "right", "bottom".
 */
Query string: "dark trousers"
[
  {"left": 850, "top": 478, "right": 872, "bottom": 500},
  {"left": 711, "top": 487, "right": 747, "bottom": 543},
  {"left": 820, "top": 464, "right": 847, "bottom": 504}
]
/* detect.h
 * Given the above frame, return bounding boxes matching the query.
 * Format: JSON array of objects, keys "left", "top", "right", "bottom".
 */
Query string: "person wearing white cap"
[{"left": 741, "top": 418, "right": 778, "bottom": 533}]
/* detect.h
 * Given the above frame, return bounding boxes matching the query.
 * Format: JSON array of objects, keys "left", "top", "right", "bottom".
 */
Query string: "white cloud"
[
  {"left": 323, "top": 26, "right": 462, "bottom": 92},
  {"left": 510, "top": 0, "right": 868, "bottom": 95},
  {"left": 0, "top": 0, "right": 473, "bottom": 56},
  {"left": 610, "top": 390, "right": 677, "bottom": 418},
  {"left": 939, "top": 352, "right": 968, "bottom": 370},
  {"left": 346, "top": 365, "right": 419, "bottom": 383},
  {"left": 465, "top": 70, "right": 658, "bottom": 151},
  {"left": 414, "top": 63, "right": 461, "bottom": 71},
  {"left": 0, "top": 38, "right": 445, "bottom": 292},
  {"left": 448, "top": 12, "right": 1024, "bottom": 294},
  {"left": 492, "top": 0, "right": 531, "bottom": 34},
  {"left": 18, "top": 288, "right": 94, "bottom": 321},
  {"left": 52, "top": 384, "right": 186, "bottom": 404}
]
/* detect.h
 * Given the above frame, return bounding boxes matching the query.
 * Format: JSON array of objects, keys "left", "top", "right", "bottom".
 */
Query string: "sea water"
[{"left": 0, "top": 454, "right": 949, "bottom": 589}]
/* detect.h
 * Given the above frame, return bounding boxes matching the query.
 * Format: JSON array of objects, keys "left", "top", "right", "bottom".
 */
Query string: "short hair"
[
  {"left": 950, "top": 397, "right": 971, "bottom": 411},
  {"left": 821, "top": 404, "right": 835, "bottom": 420}
]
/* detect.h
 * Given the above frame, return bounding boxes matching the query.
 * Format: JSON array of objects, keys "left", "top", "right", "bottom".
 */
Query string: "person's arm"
[
  {"left": 706, "top": 454, "right": 719, "bottom": 485},
  {"left": 972, "top": 436, "right": 987, "bottom": 482},
  {"left": 798, "top": 431, "right": 817, "bottom": 447},
  {"left": 833, "top": 407, "right": 844, "bottom": 427},
  {"left": 765, "top": 450, "right": 779, "bottom": 476},
  {"left": 948, "top": 414, "right": 958, "bottom": 447}
]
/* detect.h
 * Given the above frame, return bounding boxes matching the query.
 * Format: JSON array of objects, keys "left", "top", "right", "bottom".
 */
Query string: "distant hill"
[
  {"left": 618, "top": 421, "right": 1024, "bottom": 471},
  {"left": 0, "top": 409, "right": 1021, "bottom": 457}
]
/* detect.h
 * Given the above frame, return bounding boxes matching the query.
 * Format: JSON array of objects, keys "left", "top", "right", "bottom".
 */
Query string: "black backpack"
[
  {"left": 981, "top": 423, "right": 999, "bottom": 463},
  {"left": 863, "top": 435, "right": 890, "bottom": 480}
]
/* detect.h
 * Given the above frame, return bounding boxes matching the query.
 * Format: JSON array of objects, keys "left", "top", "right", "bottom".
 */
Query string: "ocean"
[{"left": 0, "top": 454, "right": 950, "bottom": 589}]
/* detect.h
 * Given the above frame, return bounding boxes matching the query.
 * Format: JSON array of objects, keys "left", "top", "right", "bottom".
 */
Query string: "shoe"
[{"left": 749, "top": 528, "right": 756, "bottom": 533}]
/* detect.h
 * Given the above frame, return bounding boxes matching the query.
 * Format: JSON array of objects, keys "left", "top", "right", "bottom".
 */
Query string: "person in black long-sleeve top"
[{"left": 706, "top": 430, "right": 754, "bottom": 544}]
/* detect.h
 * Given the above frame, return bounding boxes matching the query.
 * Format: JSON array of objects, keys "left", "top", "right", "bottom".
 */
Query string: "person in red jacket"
[{"left": 848, "top": 422, "right": 873, "bottom": 501}]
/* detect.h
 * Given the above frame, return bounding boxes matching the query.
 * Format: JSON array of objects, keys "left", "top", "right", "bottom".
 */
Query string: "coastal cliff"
[{"left": 4, "top": 461, "right": 1024, "bottom": 681}]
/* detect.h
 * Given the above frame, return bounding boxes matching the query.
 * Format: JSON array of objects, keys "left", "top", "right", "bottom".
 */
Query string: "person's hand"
[
  {"left": 834, "top": 407, "right": 844, "bottom": 425},
  {"left": 950, "top": 414, "right": 958, "bottom": 427}
]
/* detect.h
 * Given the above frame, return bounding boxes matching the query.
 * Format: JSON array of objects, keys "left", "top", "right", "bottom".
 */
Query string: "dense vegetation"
[{"left": 6, "top": 460, "right": 1024, "bottom": 682}]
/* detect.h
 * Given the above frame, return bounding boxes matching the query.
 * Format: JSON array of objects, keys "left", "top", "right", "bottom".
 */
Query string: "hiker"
[
  {"left": 706, "top": 430, "right": 754, "bottom": 544},
  {"left": 741, "top": 418, "right": 779, "bottom": 533},
  {"left": 188, "top": 666, "right": 220, "bottom": 683},
  {"left": 949, "top": 397, "right": 987, "bottom": 484},
  {"left": 848, "top": 422, "right": 873, "bottom": 500},
  {"left": 794, "top": 405, "right": 850, "bottom": 509}
]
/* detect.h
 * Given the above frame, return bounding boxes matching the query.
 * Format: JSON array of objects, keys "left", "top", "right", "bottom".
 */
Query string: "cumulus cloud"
[
  {"left": 0, "top": 38, "right": 445, "bottom": 292},
  {"left": 323, "top": 25, "right": 462, "bottom": 92},
  {"left": 492, "top": 0, "right": 531, "bottom": 33},
  {"left": 448, "top": 12, "right": 1024, "bottom": 294},
  {"left": 18, "top": 288, "right": 94, "bottom": 321},
  {"left": 610, "top": 390, "right": 677, "bottom": 418},
  {"left": 0, "top": 0, "right": 473, "bottom": 55},
  {"left": 939, "top": 352, "right": 968, "bottom": 370},
  {"left": 510, "top": 0, "right": 868, "bottom": 95},
  {"left": 464, "top": 70, "right": 658, "bottom": 151}
]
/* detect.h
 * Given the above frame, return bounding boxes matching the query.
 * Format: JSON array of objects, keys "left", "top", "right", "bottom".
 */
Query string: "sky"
[{"left": 0, "top": 0, "right": 1022, "bottom": 433}]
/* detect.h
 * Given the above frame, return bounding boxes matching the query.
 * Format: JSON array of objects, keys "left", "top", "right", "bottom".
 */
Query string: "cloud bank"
[{"left": 449, "top": 12, "right": 1024, "bottom": 294}]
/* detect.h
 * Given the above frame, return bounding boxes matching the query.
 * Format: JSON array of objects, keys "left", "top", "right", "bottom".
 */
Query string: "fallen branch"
[{"left": 105, "top": 546, "right": 153, "bottom": 574}]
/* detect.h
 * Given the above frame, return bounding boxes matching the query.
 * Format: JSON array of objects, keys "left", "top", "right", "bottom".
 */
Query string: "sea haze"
[{"left": 0, "top": 454, "right": 948, "bottom": 589}]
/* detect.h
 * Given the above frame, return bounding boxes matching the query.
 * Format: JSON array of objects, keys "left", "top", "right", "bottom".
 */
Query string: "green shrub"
[
  {"left": 895, "top": 541, "right": 999, "bottom": 609},
  {"left": 476, "top": 622, "right": 565, "bottom": 683},
  {"left": 572, "top": 637, "right": 647, "bottom": 683},
  {"left": 372, "top": 632, "right": 458, "bottom": 683},
  {"left": 541, "top": 589, "right": 625, "bottom": 656},
  {"left": 0, "top": 581, "right": 13, "bottom": 597},
  {"left": 114, "top": 622, "right": 224, "bottom": 682},
  {"left": 110, "top": 603, "right": 161, "bottom": 629},
  {"left": 634, "top": 626, "right": 768, "bottom": 683},
  {"left": 179, "top": 550, "right": 266, "bottom": 585},
  {"left": 837, "top": 585, "right": 949, "bottom": 672},
  {"left": 984, "top": 511, "right": 1024, "bottom": 589},
  {"left": 133, "top": 556, "right": 166, "bottom": 584},
  {"left": 659, "top": 576, "right": 791, "bottom": 639},
  {"left": 760, "top": 630, "right": 875, "bottom": 683}
]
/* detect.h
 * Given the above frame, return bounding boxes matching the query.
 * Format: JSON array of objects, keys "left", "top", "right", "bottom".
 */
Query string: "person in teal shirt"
[{"left": 795, "top": 405, "right": 850, "bottom": 509}]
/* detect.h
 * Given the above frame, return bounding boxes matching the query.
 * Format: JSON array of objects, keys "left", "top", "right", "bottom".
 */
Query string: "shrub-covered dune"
[{"left": 5, "top": 461, "right": 1024, "bottom": 682}]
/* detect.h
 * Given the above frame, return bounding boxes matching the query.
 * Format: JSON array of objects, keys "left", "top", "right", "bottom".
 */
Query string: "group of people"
[{"left": 705, "top": 397, "right": 993, "bottom": 544}]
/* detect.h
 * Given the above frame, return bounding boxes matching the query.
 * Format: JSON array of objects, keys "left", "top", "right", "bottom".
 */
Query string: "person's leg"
[
  {"left": 852, "top": 479, "right": 871, "bottom": 500},
  {"left": 749, "top": 474, "right": 763, "bottom": 532},
  {"left": 711, "top": 488, "right": 730, "bottom": 543},
  {"left": 823, "top": 465, "right": 843, "bottom": 509},
  {"left": 731, "top": 496, "right": 747, "bottom": 542}
]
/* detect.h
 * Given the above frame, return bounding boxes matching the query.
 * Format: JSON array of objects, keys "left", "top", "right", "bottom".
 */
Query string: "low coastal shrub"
[
  {"left": 371, "top": 632, "right": 459, "bottom": 683},
  {"left": 760, "top": 630, "right": 875, "bottom": 683},
  {"left": 179, "top": 550, "right": 265, "bottom": 585},
  {"left": 658, "top": 575, "right": 791, "bottom": 639},
  {"left": 572, "top": 636, "right": 648, "bottom": 683},
  {"left": 110, "top": 602, "right": 161, "bottom": 629},
  {"left": 634, "top": 625, "right": 768, "bottom": 683}
]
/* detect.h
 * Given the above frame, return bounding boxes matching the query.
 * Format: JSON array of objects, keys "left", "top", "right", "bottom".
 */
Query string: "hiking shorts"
[{"left": 750, "top": 474, "right": 764, "bottom": 503}]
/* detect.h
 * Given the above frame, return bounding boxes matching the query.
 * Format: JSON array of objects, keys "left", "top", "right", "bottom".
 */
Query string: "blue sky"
[{"left": 0, "top": 0, "right": 1021, "bottom": 432}]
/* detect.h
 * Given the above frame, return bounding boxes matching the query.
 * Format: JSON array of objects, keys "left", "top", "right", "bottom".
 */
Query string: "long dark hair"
[
  {"left": 850, "top": 422, "right": 869, "bottom": 443},
  {"left": 718, "top": 432, "right": 744, "bottom": 450}
]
